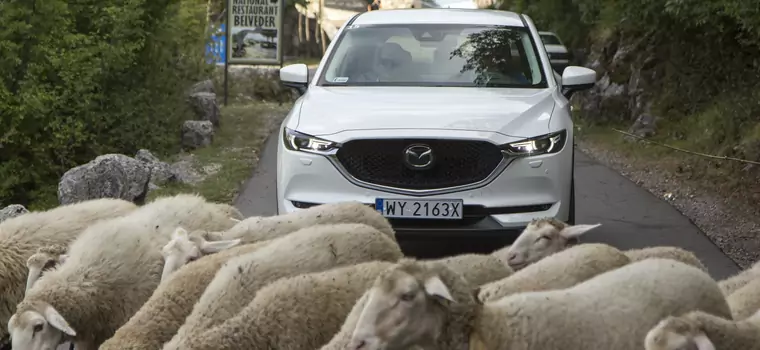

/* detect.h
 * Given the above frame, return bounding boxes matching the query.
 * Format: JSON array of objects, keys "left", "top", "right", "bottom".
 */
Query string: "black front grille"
[{"left": 335, "top": 139, "right": 504, "bottom": 190}]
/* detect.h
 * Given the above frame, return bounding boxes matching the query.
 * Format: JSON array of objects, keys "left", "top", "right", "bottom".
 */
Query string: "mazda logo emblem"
[{"left": 403, "top": 144, "right": 434, "bottom": 170}]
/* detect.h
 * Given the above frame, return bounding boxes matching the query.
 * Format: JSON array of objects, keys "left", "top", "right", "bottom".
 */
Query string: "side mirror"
[
  {"left": 280, "top": 63, "right": 309, "bottom": 95},
  {"left": 560, "top": 66, "right": 596, "bottom": 99}
]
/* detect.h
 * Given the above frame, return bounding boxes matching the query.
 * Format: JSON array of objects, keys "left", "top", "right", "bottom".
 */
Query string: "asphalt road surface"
[{"left": 235, "top": 132, "right": 741, "bottom": 280}]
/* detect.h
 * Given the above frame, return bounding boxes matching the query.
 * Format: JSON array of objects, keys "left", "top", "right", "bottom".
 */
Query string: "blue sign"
[{"left": 206, "top": 23, "right": 226, "bottom": 65}]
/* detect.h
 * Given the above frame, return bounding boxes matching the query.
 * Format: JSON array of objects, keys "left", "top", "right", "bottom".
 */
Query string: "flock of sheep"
[{"left": 0, "top": 193, "right": 758, "bottom": 349}]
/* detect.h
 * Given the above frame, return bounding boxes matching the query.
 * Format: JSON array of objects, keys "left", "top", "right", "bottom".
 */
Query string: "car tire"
[{"left": 567, "top": 143, "right": 576, "bottom": 225}]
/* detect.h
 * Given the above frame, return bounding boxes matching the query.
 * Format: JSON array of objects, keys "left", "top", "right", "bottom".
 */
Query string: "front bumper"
[{"left": 277, "top": 134, "right": 573, "bottom": 239}]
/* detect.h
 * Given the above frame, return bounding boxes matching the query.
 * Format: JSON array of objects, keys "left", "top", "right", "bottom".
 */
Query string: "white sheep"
[
  {"left": 99, "top": 241, "right": 269, "bottom": 350},
  {"left": 347, "top": 258, "right": 732, "bottom": 350},
  {"left": 159, "top": 201, "right": 396, "bottom": 280},
  {"left": 166, "top": 250, "right": 513, "bottom": 350},
  {"left": 499, "top": 217, "right": 601, "bottom": 270},
  {"left": 717, "top": 259, "right": 760, "bottom": 295},
  {"left": 163, "top": 260, "right": 397, "bottom": 350},
  {"left": 644, "top": 308, "right": 760, "bottom": 350},
  {"left": 477, "top": 242, "right": 630, "bottom": 302},
  {"left": 25, "top": 244, "right": 69, "bottom": 292},
  {"left": 725, "top": 277, "right": 760, "bottom": 320},
  {"left": 7, "top": 194, "right": 241, "bottom": 350},
  {"left": 0, "top": 198, "right": 137, "bottom": 344},
  {"left": 318, "top": 253, "right": 513, "bottom": 350},
  {"left": 162, "top": 222, "right": 403, "bottom": 350}
]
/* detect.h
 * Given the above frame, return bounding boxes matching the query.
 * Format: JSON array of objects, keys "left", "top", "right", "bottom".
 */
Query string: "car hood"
[{"left": 295, "top": 86, "right": 557, "bottom": 138}]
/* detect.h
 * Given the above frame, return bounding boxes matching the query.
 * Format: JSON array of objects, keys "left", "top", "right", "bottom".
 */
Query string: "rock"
[
  {"left": 0, "top": 204, "right": 29, "bottom": 223},
  {"left": 188, "top": 92, "right": 221, "bottom": 126},
  {"left": 170, "top": 155, "right": 206, "bottom": 185},
  {"left": 626, "top": 113, "right": 657, "bottom": 141},
  {"left": 188, "top": 79, "right": 215, "bottom": 95},
  {"left": 135, "top": 149, "right": 177, "bottom": 186},
  {"left": 181, "top": 120, "right": 214, "bottom": 150},
  {"left": 57, "top": 154, "right": 151, "bottom": 205}
]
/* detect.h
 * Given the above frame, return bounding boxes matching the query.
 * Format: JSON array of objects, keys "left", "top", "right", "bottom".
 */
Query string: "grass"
[
  {"left": 574, "top": 117, "right": 760, "bottom": 212},
  {"left": 147, "top": 101, "right": 290, "bottom": 204}
]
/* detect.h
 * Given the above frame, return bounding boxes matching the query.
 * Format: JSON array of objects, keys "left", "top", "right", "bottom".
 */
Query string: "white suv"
[{"left": 277, "top": 8, "right": 596, "bottom": 240}]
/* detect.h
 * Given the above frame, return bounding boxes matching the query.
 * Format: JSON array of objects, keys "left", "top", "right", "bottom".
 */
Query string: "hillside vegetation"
[
  {"left": 499, "top": 0, "right": 760, "bottom": 204},
  {"left": 0, "top": 0, "right": 212, "bottom": 208}
]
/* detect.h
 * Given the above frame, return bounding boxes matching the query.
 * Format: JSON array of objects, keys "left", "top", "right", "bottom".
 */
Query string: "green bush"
[
  {"left": 0, "top": 0, "right": 212, "bottom": 208},
  {"left": 500, "top": 0, "right": 760, "bottom": 159}
]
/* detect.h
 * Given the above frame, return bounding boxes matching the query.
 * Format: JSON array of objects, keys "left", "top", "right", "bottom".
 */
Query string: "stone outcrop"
[
  {"left": 135, "top": 149, "right": 177, "bottom": 186},
  {"left": 188, "top": 92, "right": 221, "bottom": 126},
  {"left": 0, "top": 204, "right": 29, "bottom": 223},
  {"left": 181, "top": 120, "right": 214, "bottom": 150},
  {"left": 573, "top": 33, "right": 661, "bottom": 137},
  {"left": 57, "top": 154, "right": 151, "bottom": 205}
]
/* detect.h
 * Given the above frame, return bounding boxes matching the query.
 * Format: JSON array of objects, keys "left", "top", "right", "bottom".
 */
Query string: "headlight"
[
  {"left": 283, "top": 128, "right": 339, "bottom": 154},
  {"left": 500, "top": 129, "right": 567, "bottom": 157}
]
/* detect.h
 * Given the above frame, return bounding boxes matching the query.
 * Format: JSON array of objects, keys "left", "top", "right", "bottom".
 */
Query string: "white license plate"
[{"left": 375, "top": 198, "right": 463, "bottom": 219}]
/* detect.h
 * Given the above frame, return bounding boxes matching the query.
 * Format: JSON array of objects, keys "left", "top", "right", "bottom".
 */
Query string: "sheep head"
[
  {"left": 160, "top": 227, "right": 241, "bottom": 282},
  {"left": 499, "top": 218, "right": 601, "bottom": 270},
  {"left": 644, "top": 315, "right": 716, "bottom": 350},
  {"left": 347, "top": 259, "right": 472, "bottom": 350},
  {"left": 8, "top": 303, "right": 75, "bottom": 350},
  {"left": 25, "top": 245, "right": 68, "bottom": 293}
]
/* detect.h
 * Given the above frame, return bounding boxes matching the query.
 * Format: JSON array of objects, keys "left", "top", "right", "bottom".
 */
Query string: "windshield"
[
  {"left": 540, "top": 34, "right": 562, "bottom": 45},
  {"left": 318, "top": 23, "right": 547, "bottom": 88}
]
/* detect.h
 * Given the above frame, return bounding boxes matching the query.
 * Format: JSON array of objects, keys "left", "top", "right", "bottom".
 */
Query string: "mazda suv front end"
[{"left": 277, "top": 8, "right": 597, "bottom": 240}]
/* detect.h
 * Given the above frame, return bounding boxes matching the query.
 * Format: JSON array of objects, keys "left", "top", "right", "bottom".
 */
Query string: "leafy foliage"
[
  {"left": 0, "top": 0, "right": 212, "bottom": 208},
  {"left": 500, "top": 0, "right": 760, "bottom": 160}
]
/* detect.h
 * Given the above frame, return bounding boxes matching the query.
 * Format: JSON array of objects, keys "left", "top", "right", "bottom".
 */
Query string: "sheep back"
[
  {"left": 718, "top": 260, "right": 760, "bottom": 295},
  {"left": 99, "top": 241, "right": 267, "bottom": 350},
  {"left": 481, "top": 259, "right": 732, "bottom": 350},
  {"left": 177, "top": 261, "right": 397, "bottom": 350},
  {"left": 726, "top": 277, "right": 760, "bottom": 320},
  {"left": 427, "top": 254, "right": 513, "bottom": 286},
  {"left": 225, "top": 201, "right": 395, "bottom": 243},
  {"left": 478, "top": 243, "right": 629, "bottom": 302},
  {"left": 624, "top": 246, "right": 708, "bottom": 272},
  {"left": 164, "top": 224, "right": 402, "bottom": 349},
  {"left": 0, "top": 198, "right": 136, "bottom": 340}
]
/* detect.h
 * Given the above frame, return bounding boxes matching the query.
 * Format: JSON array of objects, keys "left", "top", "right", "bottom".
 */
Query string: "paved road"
[{"left": 235, "top": 133, "right": 740, "bottom": 280}]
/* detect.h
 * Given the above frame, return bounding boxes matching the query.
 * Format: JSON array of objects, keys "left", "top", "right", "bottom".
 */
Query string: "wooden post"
[
  {"left": 298, "top": 12, "right": 304, "bottom": 43},
  {"left": 319, "top": 0, "right": 327, "bottom": 54}
]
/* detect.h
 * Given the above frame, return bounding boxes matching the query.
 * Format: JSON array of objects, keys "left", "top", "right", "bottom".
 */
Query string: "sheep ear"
[
  {"left": 559, "top": 223, "right": 601, "bottom": 239},
  {"left": 693, "top": 333, "right": 716, "bottom": 350},
  {"left": 172, "top": 227, "right": 189, "bottom": 240},
  {"left": 229, "top": 217, "right": 241, "bottom": 223},
  {"left": 43, "top": 305, "right": 76, "bottom": 337},
  {"left": 200, "top": 239, "right": 241, "bottom": 253},
  {"left": 423, "top": 276, "right": 454, "bottom": 302}
]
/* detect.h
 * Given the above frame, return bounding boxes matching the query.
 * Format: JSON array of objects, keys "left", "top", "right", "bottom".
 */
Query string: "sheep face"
[
  {"left": 348, "top": 266, "right": 455, "bottom": 350},
  {"left": 503, "top": 218, "right": 601, "bottom": 270},
  {"left": 644, "top": 316, "right": 716, "bottom": 350},
  {"left": 8, "top": 304, "right": 75, "bottom": 350},
  {"left": 160, "top": 227, "right": 240, "bottom": 282}
]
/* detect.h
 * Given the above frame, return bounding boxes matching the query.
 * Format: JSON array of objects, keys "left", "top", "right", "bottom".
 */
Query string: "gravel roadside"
[{"left": 576, "top": 139, "right": 760, "bottom": 269}]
